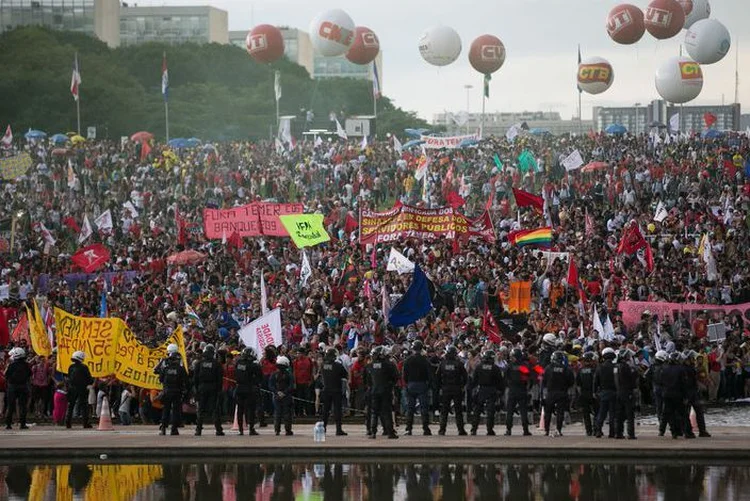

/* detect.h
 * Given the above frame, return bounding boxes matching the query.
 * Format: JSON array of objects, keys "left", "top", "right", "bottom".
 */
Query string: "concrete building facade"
[
  {"left": 433, "top": 111, "right": 593, "bottom": 136},
  {"left": 119, "top": 5, "right": 228, "bottom": 47},
  {"left": 593, "top": 100, "right": 742, "bottom": 133}
]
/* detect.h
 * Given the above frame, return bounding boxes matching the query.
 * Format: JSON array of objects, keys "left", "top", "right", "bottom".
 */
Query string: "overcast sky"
[{"left": 159, "top": 0, "right": 747, "bottom": 122}]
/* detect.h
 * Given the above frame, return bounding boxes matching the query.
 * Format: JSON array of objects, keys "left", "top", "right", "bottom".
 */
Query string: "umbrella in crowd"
[
  {"left": 605, "top": 124, "right": 627, "bottom": 135},
  {"left": 404, "top": 128, "right": 430, "bottom": 138},
  {"left": 185, "top": 137, "right": 202, "bottom": 147},
  {"left": 702, "top": 129, "right": 724, "bottom": 139},
  {"left": 401, "top": 139, "right": 425, "bottom": 149},
  {"left": 130, "top": 131, "right": 154, "bottom": 142},
  {"left": 50, "top": 134, "right": 69, "bottom": 145},
  {"left": 70, "top": 135, "right": 86, "bottom": 145},
  {"left": 167, "top": 249, "right": 207, "bottom": 265},
  {"left": 51, "top": 148, "right": 72, "bottom": 157},
  {"left": 168, "top": 138, "right": 189, "bottom": 149},
  {"left": 529, "top": 128, "right": 551, "bottom": 136},
  {"left": 581, "top": 161, "right": 609, "bottom": 173},
  {"left": 24, "top": 129, "right": 47, "bottom": 140}
]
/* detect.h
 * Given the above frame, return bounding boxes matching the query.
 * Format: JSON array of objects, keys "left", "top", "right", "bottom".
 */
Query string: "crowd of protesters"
[{"left": 1, "top": 126, "right": 749, "bottom": 437}]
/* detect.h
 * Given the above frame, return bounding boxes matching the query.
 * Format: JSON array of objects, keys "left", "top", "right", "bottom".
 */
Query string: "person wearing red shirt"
[
  {"left": 349, "top": 350, "right": 368, "bottom": 413},
  {"left": 692, "top": 312, "right": 708, "bottom": 340},
  {"left": 292, "top": 348, "right": 314, "bottom": 417}
]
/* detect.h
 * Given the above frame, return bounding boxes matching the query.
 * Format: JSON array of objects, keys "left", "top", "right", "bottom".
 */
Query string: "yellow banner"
[
  {"left": 279, "top": 213, "right": 330, "bottom": 248},
  {"left": 54, "top": 464, "right": 163, "bottom": 501},
  {"left": 26, "top": 300, "right": 52, "bottom": 357},
  {"left": 115, "top": 325, "right": 188, "bottom": 390},
  {"left": 0, "top": 152, "right": 33, "bottom": 180},
  {"left": 54, "top": 307, "right": 187, "bottom": 389}
]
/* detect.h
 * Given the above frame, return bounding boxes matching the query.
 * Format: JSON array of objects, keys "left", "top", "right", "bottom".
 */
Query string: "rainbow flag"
[{"left": 508, "top": 227, "right": 552, "bottom": 248}]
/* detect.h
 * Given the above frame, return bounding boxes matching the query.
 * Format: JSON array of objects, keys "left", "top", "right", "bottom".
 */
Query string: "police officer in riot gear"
[
  {"left": 594, "top": 347, "right": 617, "bottom": 438},
  {"left": 366, "top": 346, "right": 399, "bottom": 439},
  {"left": 682, "top": 350, "right": 711, "bottom": 438},
  {"left": 542, "top": 350, "right": 574, "bottom": 437},
  {"left": 156, "top": 343, "right": 188, "bottom": 435},
  {"left": 321, "top": 348, "right": 349, "bottom": 436},
  {"left": 436, "top": 345, "right": 467, "bottom": 436},
  {"left": 650, "top": 350, "right": 668, "bottom": 429},
  {"left": 194, "top": 344, "right": 224, "bottom": 436},
  {"left": 4, "top": 348, "right": 31, "bottom": 430},
  {"left": 658, "top": 351, "right": 687, "bottom": 439},
  {"left": 270, "top": 355, "right": 294, "bottom": 436},
  {"left": 576, "top": 351, "right": 598, "bottom": 436},
  {"left": 538, "top": 333, "right": 558, "bottom": 368},
  {"left": 504, "top": 348, "right": 533, "bottom": 436},
  {"left": 65, "top": 351, "right": 94, "bottom": 429},
  {"left": 470, "top": 350, "right": 504, "bottom": 436},
  {"left": 403, "top": 339, "right": 433, "bottom": 436},
  {"left": 234, "top": 347, "right": 262, "bottom": 436},
  {"left": 615, "top": 348, "right": 638, "bottom": 439}
]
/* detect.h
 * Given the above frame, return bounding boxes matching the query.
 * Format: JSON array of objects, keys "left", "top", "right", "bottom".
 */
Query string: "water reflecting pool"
[{"left": 1, "top": 461, "right": 749, "bottom": 500}]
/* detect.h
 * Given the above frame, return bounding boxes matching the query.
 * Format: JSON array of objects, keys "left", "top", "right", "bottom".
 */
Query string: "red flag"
[
  {"left": 370, "top": 246, "right": 376, "bottom": 269},
  {"left": 62, "top": 216, "right": 81, "bottom": 233},
  {"left": 451, "top": 238, "right": 461, "bottom": 255},
  {"left": 140, "top": 141, "right": 152, "bottom": 161},
  {"left": 512, "top": 188, "right": 544, "bottom": 212},
  {"left": 344, "top": 213, "right": 358, "bottom": 233},
  {"left": 482, "top": 306, "right": 502, "bottom": 344},
  {"left": 445, "top": 191, "right": 465, "bottom": 209},
  {"left": 175, "top": 206, "right": 187, "bottom": 245},
  {"left": 227, "top": 231, "right": 243, "bottom": 249},
  {"left": 71, "top": 53, "right": 81, "bottom": 101},
  {"left": 566, "top": 258, "right": 579, "bottom": 287},
  {"left": 644, "top": 242, "right": 655, "bottom": 273},
  {"left": 11, "top": 312, "right": 30, "bottom": 346},
  {"left": 703, "top": 112, "right": 717, "bottom": 128},
  {"left": 393, "top": 199, "right": 403, "bottom": 209},
  {"left": 1, "top": 125, "right": 13, "bottom": 148},
  {"left": 617, "top": 222, "right": 647, "bottom": 255},
  {"left": 71, "top": 243, "right": 111, "bottom": 273}
]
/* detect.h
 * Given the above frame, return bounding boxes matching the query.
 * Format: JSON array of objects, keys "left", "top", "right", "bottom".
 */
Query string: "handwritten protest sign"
[
  {"left": 114, "top": 325, "right": 187, "bottom": 390},
  {"left": 360, "top": 205, "right": 459, "bottom": 245},
  {"left": 202, "top": 202, "right": 303, "bottom": 239},
  {"left": 279, "top": 214, "right": 330, "bottom": 248}
]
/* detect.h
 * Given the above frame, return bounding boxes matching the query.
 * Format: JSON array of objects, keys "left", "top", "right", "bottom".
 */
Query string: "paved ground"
[{"left": 1, "top": 423, "right": 749, "bottom": 461}]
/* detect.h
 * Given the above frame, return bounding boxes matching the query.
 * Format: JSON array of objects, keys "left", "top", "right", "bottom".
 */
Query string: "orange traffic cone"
[
  {"left": 231, "top": 406, "right": 239, "bottom": 432},
  {"left": 538, "top": 408, "right": 545, "bottom": 431},
  {"left": 98, "top": 396, "right": 114, "bottom": 431}
]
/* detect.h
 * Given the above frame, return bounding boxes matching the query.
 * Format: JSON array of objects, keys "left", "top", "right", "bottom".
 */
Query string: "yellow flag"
[
  {"left": 27, "top": 301, "right": 52, "bottom": 357},
  {"left": 279, "top": 214, "right": 330, "bottom": 248}
]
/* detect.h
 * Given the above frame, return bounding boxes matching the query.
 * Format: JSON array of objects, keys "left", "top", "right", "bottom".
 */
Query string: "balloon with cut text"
[
  {"left": 655, "top": 56, "right": 703, "bottom": 103},
  {"left": 685, "top": 18, "right": 730, "bottom": 65},
  {"left": 577, "top": 56, "right": 614, "bottom": 95},
  {"left": 606, "top": 4, "right": 645, "bottom": 45},
  {"left": 468, "top": 34, "right": 506, "bottom": 74},
  {"left": 245, "top": 24, "right": 285, "bottom": 63},
  {"left": 346, "top": 26, "right": 380, "bottom": 65},
  {"left": 418, "top": 26, "right": 462, "bottom": 67},
  {"left": 678, "top": 0, "right": 711, "bottom": 29},
  {"left": 309, "top": 9, "right": 356, "bottom": 57},
  {"left": 644, "top": 0, "right": 685, "bottom": 40}
]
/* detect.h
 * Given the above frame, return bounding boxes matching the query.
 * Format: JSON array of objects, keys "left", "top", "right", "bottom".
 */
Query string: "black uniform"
[
  {"left": 615, "top": 361, "right": 638, "bottom": 439},
  {"left": 436, "top": 356, "right": 467, "bottom": 434},
  {"left": 65, "top": 360, "right": 94, "bottom": 429},
  {"left": 193, "top": 353, "right": 224, "bottom": 435},
  {"left": 234, "top": 356, "right": 262, "bottom": 435},
  {"left": 594, "top": 359, "right": 618, "bottom": 438},
  {"left": 682, "top": 364, "right": 708, "bottom": 437},
  {"left": 4, "top": 357, "right": 31, "bottom": 429},
  {"left": 321, "top": 358, "right": 349, "bottom": 434},
  {"left": 157, "top": 355, "right": 188, "bottom": 435},
  {"left": 651, "top": 362, "right": 665, "bottom": 427},
  {"left": 366, "top": 356, "right": 399, "bottom": 438},
  {"left": 269, "top": 366, "right": 294, "bottom": 435},
  {"left": 658, "top": 363, "right": 687, "bottom": 438},
  {"left": 542, "top": 362, "right": 574, "bottom": 434},
  {"left": 505, "top": 362, "right": 532, "bottom": 435},
  {"left": 576, "top": 364, "right": 597, "bottom": 435},
  {"left": 403, "top": 352, "right": 433, "bottom": 434},
  {"left": 470, "top": 361, "right": 504, "bottom": 435}
]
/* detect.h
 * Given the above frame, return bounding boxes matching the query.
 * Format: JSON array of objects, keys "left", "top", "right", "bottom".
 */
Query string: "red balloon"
[
  {"left": 468, "top": 34, "right": 506, "bottom": 74},
  {"left": 246, "top": 24, "right": 285, "bottom": 63},
  {"left": 644, "top": 0, "right": 685, "bottom": 40},
  {"left": 345, "top": 26, "right": 380, "bottom": 65},
  {"left": 606, "top": 4, "right": 645, "bottom": 45}
]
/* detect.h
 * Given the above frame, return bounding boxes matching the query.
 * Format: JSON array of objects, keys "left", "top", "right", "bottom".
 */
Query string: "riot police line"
[{"left": 2, "top": 336, "right": 712, "bottom": 440}]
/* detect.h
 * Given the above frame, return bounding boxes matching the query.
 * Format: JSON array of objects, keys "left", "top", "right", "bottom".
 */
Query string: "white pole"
[{"left": 165, "top": 100, "right": 170, "bottom": 142}]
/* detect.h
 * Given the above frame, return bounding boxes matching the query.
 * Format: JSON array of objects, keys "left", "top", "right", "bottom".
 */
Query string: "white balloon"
[
  {"left": 418, "top": 26, "right": 462, "bottom": 67},
  {"left": 678, "top": 0, "right": 710, "bottom": 29},
  {"left": 309, "top": 9, "right": 356, "bottom": 57},
  {"left": 655, "top": 56, "right": 703, "bottom": 104},
  {"left": 577, "top": 56, "right": 614, "bottom": 95},
  {"left": 685, "top": 19, "right": 730, "bottom": 65}
]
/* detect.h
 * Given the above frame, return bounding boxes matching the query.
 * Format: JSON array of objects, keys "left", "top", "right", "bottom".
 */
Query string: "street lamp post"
[
  {"left": 464, "top": 84, "right": 473, "bottom": 134},
  {"left": 634, "top": 102, "right": 641, "bottom": 135}
]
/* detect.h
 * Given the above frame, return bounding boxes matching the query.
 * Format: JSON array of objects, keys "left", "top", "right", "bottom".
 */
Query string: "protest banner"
[
  {"left": 55, "top": 308, "right": 119, "bottom": 377},
  {"left": 239, "top": 308, "right": 282, "bottom": 355},
  {"left": 617, "top": 300, "right": 750, "bottom": 329},
  {"left": 360, "top": 205, "right": 459, "bottom": 245},
  {"left": 420, "top": 133, "right": 479, "bottom": 149},
  {"left": 455, "top": 211, "right": 496, "bottom": 243},
  {"left": 114, "top": 325, "right": 187, "bottom": 390},
  {"left": 26, "top": 301, "right": 52, "bottom": 357},
  {"left": 279, "top": 214, "right": 330, "bottom": 248},
  {"left": 561, "top": 149, "right": 584, "bottom": 171},
  {"left": 507, "top": 281, "right": 532, "bottom": 313},
  {"left": 203, "top": 202, "right": 304, "bottom": 239},
  {"left": 0, "top": 152, "right": 33, "bottom": 180}
]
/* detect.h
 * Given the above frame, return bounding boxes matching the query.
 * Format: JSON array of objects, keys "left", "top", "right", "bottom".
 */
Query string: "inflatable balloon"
[
  {"left": 606, "top": 4, "right": 645, "bottom": 45},
  {"left": 346, "top": 26, "right": 380, "bottom": 65},
  {"left": 468, "top": 34, "right": 506, "bottom": 74},
  {"left": 577, "top": 57, "right": 614, "bottom": 95},
  {"left": 685, "top": 19, "right": 730, "bottom": 65},
  {"left": 245, "top": 24, "right": 284, "bottom": 63},
  {"left": 644, "top": 0, "right": 685, "bottom": 39},
  {"left": 309, "top": 9, "right": 355, "bottom": 57},
  {"left": 418, "top": 26, "right": 462, "bottom": 67},
  {"left": 655, "top": 56, "right": 703, "bottom": 103},
  {"left": 678, "top": 0, "right": 710, "bottom": 29}
]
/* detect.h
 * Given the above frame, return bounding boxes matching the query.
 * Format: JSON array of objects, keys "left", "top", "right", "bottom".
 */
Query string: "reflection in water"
[{"left": 0, "top": 461, "right": 749, "bottom": 500}]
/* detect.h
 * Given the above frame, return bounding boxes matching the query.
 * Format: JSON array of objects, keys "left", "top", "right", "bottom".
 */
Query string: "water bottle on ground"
[{"left": 314, "top": 421, "right": 326, "bottom": 442}]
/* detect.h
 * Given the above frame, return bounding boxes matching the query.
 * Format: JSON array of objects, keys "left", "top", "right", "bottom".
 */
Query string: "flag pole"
[
  {"left": 481, "top": 74, "right": 486, "bottom": 139},
  {"left": 165, "top": 98, "right": 170, "bottom": 143},
  {"left": 75, "top": 52, "right": 81, "bottom": 135},
  {"left": 163, "top": 51, "right": 170, "bottom": 142}
]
